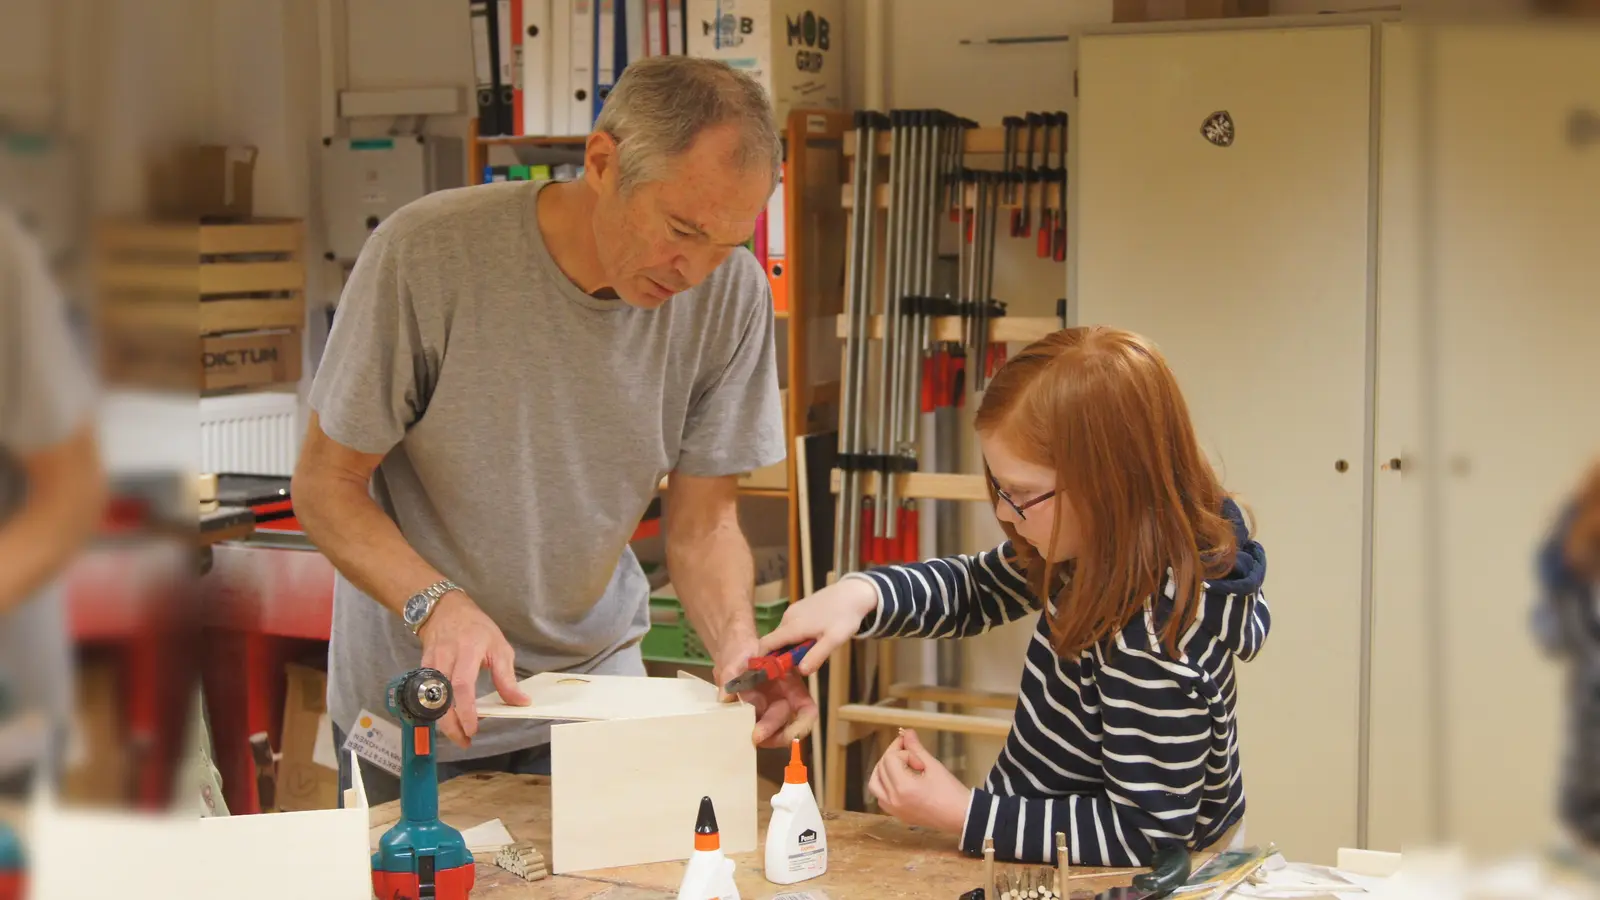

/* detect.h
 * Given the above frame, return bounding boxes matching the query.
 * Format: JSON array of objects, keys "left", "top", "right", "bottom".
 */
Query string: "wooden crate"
[
  {"left": 94, "top": 218, "right": 306, "bottom": 393},
  {"left": 96, "top": 218, "right": 306, "bottom": 335}
]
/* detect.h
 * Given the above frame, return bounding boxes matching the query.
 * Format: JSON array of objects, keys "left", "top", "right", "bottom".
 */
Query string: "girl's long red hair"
[
  {"left": 1565, "top": 459, "right": 1600, "bottom": 581},
  {"left": 974, "top": 326, "right": 1242, "bottom": 658}
]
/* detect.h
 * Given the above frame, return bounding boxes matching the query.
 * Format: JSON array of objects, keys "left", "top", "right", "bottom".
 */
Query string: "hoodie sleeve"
[
  {"left": 847, "top": 542, "right": 1039, "bottom": 639},
  {"left": 958, "top": 634, "right": 1212, "bottom": 867},
  {"left": 1533, "top": 503, "right": 1583, "bottom": 657}
]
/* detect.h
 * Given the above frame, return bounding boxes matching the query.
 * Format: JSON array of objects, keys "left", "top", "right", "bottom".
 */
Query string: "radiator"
[{"left": 198, "top": 392, "right": 300, "bottom": 476}]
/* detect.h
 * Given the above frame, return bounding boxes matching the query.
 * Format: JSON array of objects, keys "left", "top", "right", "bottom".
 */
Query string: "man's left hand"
[
  {"left": 714, "top": 642, "right": 819, "bottom": 748},
  {"left": 868, "top": 728, "right": 969, "bottom": 833}
]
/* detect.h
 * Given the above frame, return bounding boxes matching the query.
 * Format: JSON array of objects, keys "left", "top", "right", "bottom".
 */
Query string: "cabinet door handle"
[{"left": 1382, "top": 457, "right": 1403, "bottom": 472}]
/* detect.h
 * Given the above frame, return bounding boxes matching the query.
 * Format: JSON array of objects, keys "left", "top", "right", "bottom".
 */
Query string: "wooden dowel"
[{"left": 835, "top": 314, "right": 1061, "bottom": 344}]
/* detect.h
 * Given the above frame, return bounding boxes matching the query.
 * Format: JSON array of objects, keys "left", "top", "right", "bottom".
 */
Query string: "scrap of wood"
[{"left": 494, "top": 841, "right": 549, "bottom": 882}]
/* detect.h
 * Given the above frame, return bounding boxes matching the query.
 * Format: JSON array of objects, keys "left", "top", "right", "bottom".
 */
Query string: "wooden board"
[
  {"left": 836, "top": 313, "right": 1060, "bottom": 345},
  {"left": 844, "top": 127, "right": 1016, "bottom": 157},
  {"left": 829, "top": 469, "right": 990, "bottom": 503},
  {"left": 200, "top": 295, "right": 306, "bottom": 334},
  {"left": 843, "top": 181, "right": 1066, "bottom": 212},
  {"left": 476, "top": 671, "right": 727, "bottom": 722},
  {"left": 551, "top": 705, "right": 756, "bottom": 873},
  {"left": 199, "top": 259, "right": 304, "bottom": 295},
  {"left": 367, "top": 771, "right": 1149, "bottom": 900}
]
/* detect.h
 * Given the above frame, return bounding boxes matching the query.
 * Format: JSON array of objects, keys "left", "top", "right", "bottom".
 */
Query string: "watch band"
[{"left": 406, "top": 579, "right": 460, "bottom": 635}]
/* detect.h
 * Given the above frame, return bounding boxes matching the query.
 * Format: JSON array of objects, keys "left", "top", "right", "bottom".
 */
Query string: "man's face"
[{"left": 584, "top": 123, "right": 773, "bottom": 309}]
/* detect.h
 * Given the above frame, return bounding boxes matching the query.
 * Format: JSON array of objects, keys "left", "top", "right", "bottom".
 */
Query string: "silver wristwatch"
[{"left": 402, "top": 580, "right": 460, "bottom": 635}]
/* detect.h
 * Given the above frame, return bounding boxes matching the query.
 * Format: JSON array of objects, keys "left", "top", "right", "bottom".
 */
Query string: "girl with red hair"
[{"left": 761, "top": 325, "right": 1270, "bottom": 867}]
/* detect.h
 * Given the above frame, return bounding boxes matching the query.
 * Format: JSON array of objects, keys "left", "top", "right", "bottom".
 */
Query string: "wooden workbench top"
[{"left": 367, "top": 771, "right": 1144, "bottom": 899}]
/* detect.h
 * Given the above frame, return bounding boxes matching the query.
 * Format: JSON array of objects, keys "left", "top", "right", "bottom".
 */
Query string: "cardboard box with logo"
[
  {"left": 687, "top": 0, "right": 844, "bottom": 126},
  {"left": 203, "top": 330, "right": 303, "bottom": 394}
]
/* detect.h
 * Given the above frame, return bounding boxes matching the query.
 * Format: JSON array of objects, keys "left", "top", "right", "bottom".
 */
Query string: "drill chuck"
[{"left": 391, "top": 667, "right": 452, "bottom": 723}]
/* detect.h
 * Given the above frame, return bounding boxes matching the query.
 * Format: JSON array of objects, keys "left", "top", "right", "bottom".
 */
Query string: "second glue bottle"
[{"left": 764, "top": 739, "right": 827, "bottom": 884}]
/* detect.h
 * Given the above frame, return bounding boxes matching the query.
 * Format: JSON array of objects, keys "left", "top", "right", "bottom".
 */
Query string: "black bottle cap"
[{"left": 695, "top": 796, "right": 718, "bottom": 835}]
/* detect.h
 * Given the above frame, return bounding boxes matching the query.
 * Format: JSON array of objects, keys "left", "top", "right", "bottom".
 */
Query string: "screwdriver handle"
[{"left": 745, "top": 640, "right": 815, "bottom": 679}]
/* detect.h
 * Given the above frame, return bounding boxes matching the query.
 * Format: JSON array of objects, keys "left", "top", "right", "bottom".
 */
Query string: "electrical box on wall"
[
  {"left": 0, "top": 132, "right": 79, "bottom": 266},
  {"left": 320, "top": 135, "right": 466, "bottom": 261}
]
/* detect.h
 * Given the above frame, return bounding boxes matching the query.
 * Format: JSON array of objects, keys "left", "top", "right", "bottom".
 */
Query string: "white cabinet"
[
  {"left": 1075, "top": 19, "right": 1600, "bottom": 863},
  {"left": 1421, "top": 22, "right": 1600, "bottom": 854},
  {"left": 1076, "top": 24, "right": 1374, "bottom": 866}
]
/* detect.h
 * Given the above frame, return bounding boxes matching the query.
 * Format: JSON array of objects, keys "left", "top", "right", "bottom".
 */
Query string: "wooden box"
[
  {"left": 1113, "top": 0, "right": 1270, "bottom": 21},
  {"left": 476, "top": 671, "right": 756, "bottom": 874},
  {"left": 94, "top": 218, "right": 306, "bottom": 394}
]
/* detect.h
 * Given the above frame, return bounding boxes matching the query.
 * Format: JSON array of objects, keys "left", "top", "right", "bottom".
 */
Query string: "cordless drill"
[
  {"left": 371, "top": 668, "right": 476, "bottom": 900},
  {"left": 0, "top": 821, "right": 21, "bottom": 900},
  {"left": 0, "top": 681, "right": 26, "bottom": 900}
]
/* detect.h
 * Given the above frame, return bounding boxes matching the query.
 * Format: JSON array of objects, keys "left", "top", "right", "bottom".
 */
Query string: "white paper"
[
  {"left": 344, "top": 708, "right": 402, "bottom": 777},
  {"left": 1232, "top": 860, "right": 1384, "bottom": 899},
  {"left": 311, "top": 714, "right": 338, "bottom": 770},
  {"left": 460, "top": 817, "right": 516, "bottom": 851}
]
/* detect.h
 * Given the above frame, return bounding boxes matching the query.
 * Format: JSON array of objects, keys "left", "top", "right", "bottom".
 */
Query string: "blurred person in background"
[
  {"left": 1533, "top": 458, "right": 1600, "bottom": 857},
  {"left": 0, "top": 208, "right": 106, "bottom": 793}
]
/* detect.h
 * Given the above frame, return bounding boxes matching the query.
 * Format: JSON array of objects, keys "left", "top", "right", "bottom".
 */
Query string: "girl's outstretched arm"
[
  {"left": 851, "top": 541, "right": 1039, "bottom": 640},
  {"left": 757, "top": 541, "right": 1041, "bottom": 677}
]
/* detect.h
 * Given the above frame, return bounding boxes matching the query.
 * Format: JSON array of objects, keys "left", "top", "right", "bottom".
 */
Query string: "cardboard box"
[
  {"left": 1113, "top": 0, "right": 1270, "bottom": 21},
  {"left": 62, "top": 661, "right": 127, "bottom": 805},
  {"left": 275, "top": 663, "right": 339, "bottom": 812},
  {"left": 686, "top": 0, "right": 844, "bottom": 126},
  {"left": 202, "top": 329, "right": 303, "bottom": 393},
  {"left": 147, "top": 144, "right": 258, "bottom": 220}
]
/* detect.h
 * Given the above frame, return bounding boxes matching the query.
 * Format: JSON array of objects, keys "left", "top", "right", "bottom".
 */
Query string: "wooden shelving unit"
[{"left": 468, "top": 125, "right": 587, "bottom": 184}]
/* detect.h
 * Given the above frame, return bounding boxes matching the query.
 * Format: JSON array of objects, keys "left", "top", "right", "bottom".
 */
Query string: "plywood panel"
[
  {"left": 550, "top": 704, "right": 757, "bottom": 874},
  {"left": 1076, "top": 24, "right": 1373, "bottom": 864},
  {"left": 1428, "top": 22, "right": 1600, "bottom": 855}
]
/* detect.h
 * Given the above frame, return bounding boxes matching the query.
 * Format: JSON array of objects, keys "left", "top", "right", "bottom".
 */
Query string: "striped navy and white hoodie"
[
  {"left": 845, "top": 499, "right": 1269, "bottom": 868},
  {"left": 1531, "top": 500, "right": 1600, "bottom": 845}
]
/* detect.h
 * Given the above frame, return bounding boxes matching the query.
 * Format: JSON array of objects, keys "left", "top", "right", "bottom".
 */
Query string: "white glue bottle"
[
  {"left": 677, "top": 795, "right": 741, "bottom": 900},
  {"left": 764, "top": 739, "right": 828, "bottom": 884}
]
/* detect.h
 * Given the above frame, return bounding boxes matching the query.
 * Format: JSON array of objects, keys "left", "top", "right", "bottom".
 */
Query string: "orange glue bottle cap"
[{"left": 784, "top": 738, "right": 808, "bottom": 785}]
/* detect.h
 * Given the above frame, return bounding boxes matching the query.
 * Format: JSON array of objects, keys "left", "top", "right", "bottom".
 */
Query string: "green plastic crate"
[{"left": 641, "top": 593, "right": 788, "bottom": 666}]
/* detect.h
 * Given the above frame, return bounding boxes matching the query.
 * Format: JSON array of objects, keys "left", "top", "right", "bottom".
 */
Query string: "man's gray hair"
[{"left": 592, "top": 56, "right": 782, "bottom": 195}]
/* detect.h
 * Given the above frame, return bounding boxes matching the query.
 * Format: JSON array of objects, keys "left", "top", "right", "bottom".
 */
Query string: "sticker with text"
[{"left": 344, "top": 708, "right": 403, "bottom": 777}]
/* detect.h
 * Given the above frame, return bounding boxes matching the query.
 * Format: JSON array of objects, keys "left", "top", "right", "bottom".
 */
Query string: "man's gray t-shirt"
[
  {"left": 310, "top": 180, "right": 785, "bottom": 761},
  {"left": 0, "top": 210, "right": 92, "bottom": 747}
]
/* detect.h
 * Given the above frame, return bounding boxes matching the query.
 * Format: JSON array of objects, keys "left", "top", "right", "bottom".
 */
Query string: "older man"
[{"left": 295, "top": 56, "right": 816, "bottom": 804}]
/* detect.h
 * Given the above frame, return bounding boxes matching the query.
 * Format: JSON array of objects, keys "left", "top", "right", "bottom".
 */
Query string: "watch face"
[{"left": 404, "top": 593, "right": 430, "bottom": 625}]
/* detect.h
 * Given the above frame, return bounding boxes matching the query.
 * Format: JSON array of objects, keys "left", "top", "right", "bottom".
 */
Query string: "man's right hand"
[{"left": 417, "top": 591, "right": 531, "bottom": 748}]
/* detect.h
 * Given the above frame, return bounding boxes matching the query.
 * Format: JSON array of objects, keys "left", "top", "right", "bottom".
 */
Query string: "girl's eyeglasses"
[{"left": 988, "top": 473, "right": 1057, "bottom": 521}]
